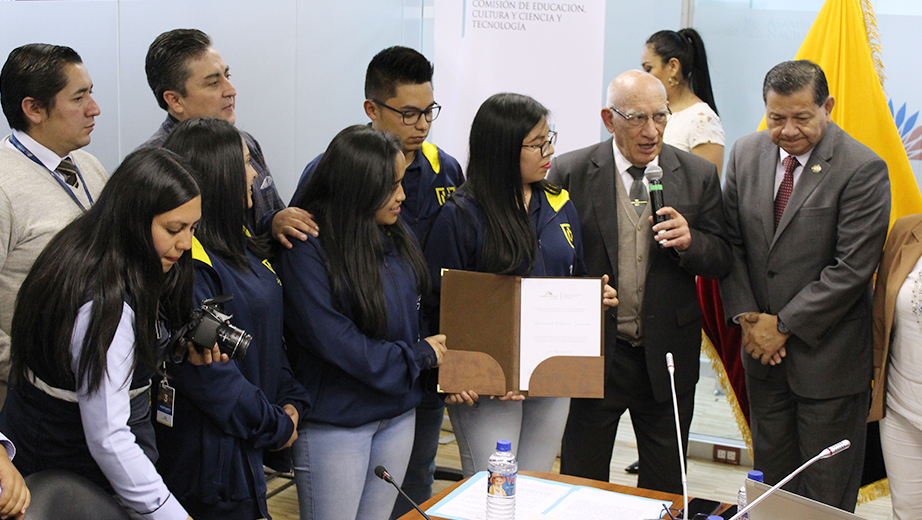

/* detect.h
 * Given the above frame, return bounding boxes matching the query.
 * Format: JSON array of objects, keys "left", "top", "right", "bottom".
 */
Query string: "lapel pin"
[{"left": 811, "top": 164, "right": 822, "bottom": 173}]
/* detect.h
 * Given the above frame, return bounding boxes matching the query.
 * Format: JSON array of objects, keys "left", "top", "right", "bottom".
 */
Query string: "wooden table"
[{"left": 399, "top": 471, "right": 688, "bottom": 519}]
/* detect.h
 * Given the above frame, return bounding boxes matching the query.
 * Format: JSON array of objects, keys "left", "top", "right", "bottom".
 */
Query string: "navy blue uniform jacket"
[
  {"left": 424, "top": 186, "right": 587, "bottom": 329},
  {"left": 154, "top": 238, "right": 310, "bottom": 520},
  {"left": 278, "top": 233, "right": 438, "bottom": 428},
  {"left": 294, "top": 141, "right": 463, "bottom": 245}
]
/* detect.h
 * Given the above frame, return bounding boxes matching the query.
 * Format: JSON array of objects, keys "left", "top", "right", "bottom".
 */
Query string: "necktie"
[
  {"left": 56, "top": 157, "right": 79, "bottom": 187},
  {"left": 774, "top": 155, "right": 798, "bottom": 229},
  {"left": 628, "top": 166, "right": 647, "bottom": 216}
]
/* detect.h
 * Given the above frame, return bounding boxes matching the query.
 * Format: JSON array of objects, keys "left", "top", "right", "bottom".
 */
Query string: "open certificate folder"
[
  {"left": 426, "top": 472, "right": 665, "bottom": 520},
  {"left": 438, "top": 270, "right": 604, "bottom": 397}
]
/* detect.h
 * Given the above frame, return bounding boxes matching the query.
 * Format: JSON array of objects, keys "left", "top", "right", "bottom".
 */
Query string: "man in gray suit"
[
  {"left": 549, "top": 70, "right": 731, "bottom": 493},
  {"left": 721, "top": 60, "right": 890, "bottom": 511}
]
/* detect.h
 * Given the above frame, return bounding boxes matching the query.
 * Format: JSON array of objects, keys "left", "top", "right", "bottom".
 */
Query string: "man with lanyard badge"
[{"left": 0, "top": 44, "right": 108, "bottom": 407}]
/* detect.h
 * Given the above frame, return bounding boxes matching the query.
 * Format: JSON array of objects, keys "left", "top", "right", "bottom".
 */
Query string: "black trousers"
[
  {"left": 747, "top": 362, "right": 868, "bottom": 512},
  {"left": 560, "top": 340, "right": 694, "bottom": 494}
]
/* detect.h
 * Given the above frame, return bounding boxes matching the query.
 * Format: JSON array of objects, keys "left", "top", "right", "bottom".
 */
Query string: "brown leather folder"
[{"left": 437, "top": 270, "right": 604, "bottom": 397}]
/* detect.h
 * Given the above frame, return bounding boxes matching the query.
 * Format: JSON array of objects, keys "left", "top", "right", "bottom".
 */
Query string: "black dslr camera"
[{"left": 182, "top": 295, "right": 251, "bottom": 360}]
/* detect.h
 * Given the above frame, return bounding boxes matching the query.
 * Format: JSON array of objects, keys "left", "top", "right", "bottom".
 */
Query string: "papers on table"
[{"left": 426, "top": 472, "right": 665, "bottom": 520}]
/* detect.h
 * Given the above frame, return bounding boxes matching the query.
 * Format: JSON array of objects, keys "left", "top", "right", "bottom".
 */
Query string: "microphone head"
[
  {"left": 821, "top": 439, "right": 851, "bottom": 459},
  {"left": 374, "top": 465, "right": 388, "bottom": 480},
  {"left": 665, "top": 352, "right": 675, "bottom": 374},
  {"left": 644, "top": 164, "right": 663, "bottom": 182}
]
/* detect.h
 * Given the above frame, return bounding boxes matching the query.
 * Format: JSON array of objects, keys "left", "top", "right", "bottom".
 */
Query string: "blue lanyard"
[{"left": 9, "top": 135, "right": 94, "bottom": 212}]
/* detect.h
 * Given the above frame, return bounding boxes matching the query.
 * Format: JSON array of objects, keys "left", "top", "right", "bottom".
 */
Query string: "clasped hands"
[{"left": 740, "top": 312, "right": 788, "bottom": 366}]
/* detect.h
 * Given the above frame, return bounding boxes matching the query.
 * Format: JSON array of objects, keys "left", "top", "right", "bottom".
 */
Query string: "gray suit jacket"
[
  {"left": 549, "top": 140, "right": 731, "bottom": 402},
  {"left": 720, "top": 122, "right": 890, "bottom": 399}
]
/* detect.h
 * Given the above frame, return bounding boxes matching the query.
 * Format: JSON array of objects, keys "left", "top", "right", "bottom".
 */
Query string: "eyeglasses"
[
  {"left": 610, "top": 106, "right": 672, "bottom": 127},
  {"left": 371, "top": 99, "right": 441, "bottom": 125},
  {"left": 521, "top": 130, "right": 558, "bottom": 158}
]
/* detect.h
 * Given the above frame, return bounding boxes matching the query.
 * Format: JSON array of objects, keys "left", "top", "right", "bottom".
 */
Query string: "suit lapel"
[
  {"left": 659, "top": 145, "right": 685, "bottom": 207},
  {"left": 772, "top": 131, "right": 832, "bottom": 244},
  {"left": 886, "top": 221, "right": 922, "bottom": 327},
  {"left": 587, "top": 140, "right": 620, "bottom": 272},
  {"left": 758, "top": 141, "right": 777, "bottom": 249}
]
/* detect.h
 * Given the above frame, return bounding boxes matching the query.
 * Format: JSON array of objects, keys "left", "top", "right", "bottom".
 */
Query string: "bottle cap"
[
  {"left": 496, "top": 439, "right": 512, "bottom": 452},
  {"left": 708, "top": 516, "right": 723, "bottom": 520},
  {"left": 748, "top": 470, "right": 764, "bottom": 482}
]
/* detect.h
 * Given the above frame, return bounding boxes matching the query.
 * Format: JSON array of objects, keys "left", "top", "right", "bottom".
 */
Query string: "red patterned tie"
[{"left": 774, "top": 155, "right": 799, "bottom": 230}]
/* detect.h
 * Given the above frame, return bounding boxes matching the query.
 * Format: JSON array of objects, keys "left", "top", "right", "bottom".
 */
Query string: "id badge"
[{"left": 156, "top": 381, "right": 175, "bottom": 427}]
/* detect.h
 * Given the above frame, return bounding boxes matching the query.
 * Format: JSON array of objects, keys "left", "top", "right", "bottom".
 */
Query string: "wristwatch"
[{"left": 777, "top": 317, "right": 790, "bottom": 334}]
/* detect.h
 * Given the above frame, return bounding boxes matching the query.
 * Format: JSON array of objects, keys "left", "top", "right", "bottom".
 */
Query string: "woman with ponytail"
[{"left": 642, "top": 28, "right": 726, "bottom": 176}]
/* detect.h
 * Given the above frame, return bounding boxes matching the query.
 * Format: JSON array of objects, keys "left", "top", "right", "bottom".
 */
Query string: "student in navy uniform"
[
  {"left": 140, "top": 28, "right": 318, "bottom": 248},
  {"left": 279, "top": 126, "right": 447, "bottom": 520},
  {"left": 0, "top": 148, "right": 202, "bottom": 520},
  {"left": 425, "top": 93, "right": 617, "bottom": 477},
  {"left": 295, "top": 46, "right": 462, "bottom": 517},
  {"left": 157, "top": 118, "right": 310, "bottom": 520},
  {"left": 295, "top": 46, "right": 462, "bottom": 245}
]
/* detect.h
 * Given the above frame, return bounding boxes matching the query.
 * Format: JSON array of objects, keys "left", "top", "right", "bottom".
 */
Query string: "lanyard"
[{"left": 9, "top": 134, "right": 94, "bottom": 212}]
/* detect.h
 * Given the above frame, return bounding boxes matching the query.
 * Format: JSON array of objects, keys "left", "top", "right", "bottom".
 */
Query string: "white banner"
[{"left": 432, "top": 0, "right": 607, "bottom": 169}]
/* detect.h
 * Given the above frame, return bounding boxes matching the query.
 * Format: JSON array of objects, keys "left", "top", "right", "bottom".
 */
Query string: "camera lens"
[{"left": 216, "top": 324, "right": 251, "bottom": 360}]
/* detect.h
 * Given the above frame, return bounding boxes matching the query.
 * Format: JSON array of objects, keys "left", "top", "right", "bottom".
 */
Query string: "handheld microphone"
[
  {"left": 374, "top": 465, "right": 433, "bottom": 520},
  {"left": 665, "top": 352, "right": 689, "bottom": 518},
  {"left": 727, "top": 440, "right": 851, "bottom": 520},
  {"left": 645, "top": 164, "right": 667, "bottom": 226}
]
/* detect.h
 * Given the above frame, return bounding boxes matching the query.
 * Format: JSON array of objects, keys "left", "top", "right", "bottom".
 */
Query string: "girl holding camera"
[{"left": 157, "top": 118, "right": 310, "bottom": 520}]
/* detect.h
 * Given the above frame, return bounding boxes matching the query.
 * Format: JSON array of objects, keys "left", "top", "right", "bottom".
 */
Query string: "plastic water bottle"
[
  {"left": 485, "top": 439, "right": 516, "bottom": 520},
  {"left": 737, "top": 470, "right": 764, "bottom": 519}
]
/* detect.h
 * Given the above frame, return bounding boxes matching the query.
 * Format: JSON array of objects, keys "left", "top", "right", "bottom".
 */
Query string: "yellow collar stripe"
[
  {"left": 544, "top": 188, "right": 570, "bottom": 213},
  {"left": 421, "top": 141, "right": 440, "bottom": 174},
  {"left": 191, "top": 236, "right": 213, "bottom": 267}
]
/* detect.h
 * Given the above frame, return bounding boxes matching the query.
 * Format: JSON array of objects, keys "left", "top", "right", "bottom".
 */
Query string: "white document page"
[
  {"left": 542, "top": 487, "right": 665, "bottom": 520},
  {"left": 427, "top": 472, "right": 572, "bottom": 520},
  {"left": 518, "top": 277, "right": 601, "bottom": 390}
]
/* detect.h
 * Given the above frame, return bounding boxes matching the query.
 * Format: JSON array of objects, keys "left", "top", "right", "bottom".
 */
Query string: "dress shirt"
[
  {"left": 774, "top": 147, "right": 814, "bottom": 197},
  {"left": 612, "top": 139, "right": 660, "bottom": 194},
  {"left": 71, "top": 301, "right": 188, "bottom": 520},
  {"left": 7, "top": 129, "right": 75, "bottom": 182}
]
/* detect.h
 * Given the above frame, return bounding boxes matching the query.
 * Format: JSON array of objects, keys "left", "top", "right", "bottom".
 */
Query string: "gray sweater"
[{"left": 0, "top": 137, "right": 108, "bottom": 389}]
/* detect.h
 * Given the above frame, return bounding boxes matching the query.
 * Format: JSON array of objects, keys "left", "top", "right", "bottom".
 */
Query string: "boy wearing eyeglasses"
[{"left": 295, "top": 46, "right": 463, "bottom": 247}]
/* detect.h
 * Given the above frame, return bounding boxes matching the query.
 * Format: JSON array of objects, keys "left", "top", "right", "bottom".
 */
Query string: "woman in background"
[
  {"left": 871, "top": 213, "right": 922, "bottom": 520},
  {"left": 425, "top": 93, "right": 616, "bottom": 477},
  {"left": 159, "top": 118, "right": 309, "bottom": 520},
  {"left": 642, "top": 28, "right": 725, "bottom": 176},
  {"left": 0, "top": 148, "right": 201, "bottom": 520},
  {"left": 279, "top": 125, "right": 446, "bottom": 520}
]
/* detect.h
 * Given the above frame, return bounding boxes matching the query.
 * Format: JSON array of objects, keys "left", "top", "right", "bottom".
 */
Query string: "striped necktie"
[{"left": 56, "top": 157, "right": 79, "bottom": 187}]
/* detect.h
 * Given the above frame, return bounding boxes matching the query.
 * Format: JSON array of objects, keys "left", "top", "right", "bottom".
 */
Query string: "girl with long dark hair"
[
  {"left": 0, "top": 148, "right": 201, "bottom": 520},
  {"left": 158, "top": 118, "right": 310, "bottom": 520},
  {"left": 425, "top": 93, "right": 616, "bottom": 477},
  {"left": 279, "top": 125, "right": 446, "bottom": 520},
  {"left": 642, "top": 28, "right": 726, "bottom": 176}
]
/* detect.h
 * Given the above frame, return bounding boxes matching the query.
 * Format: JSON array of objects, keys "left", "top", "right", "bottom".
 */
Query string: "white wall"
[{"left": 2, "top": 0, "right": 920, "bottom": 199}]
